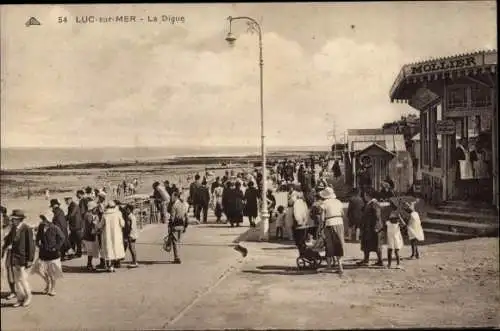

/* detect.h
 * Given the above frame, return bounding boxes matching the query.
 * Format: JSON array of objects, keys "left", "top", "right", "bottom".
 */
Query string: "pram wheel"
[
  {"left": 296, "top": 257, "right": 318, "bottom": 270},
  {"left": 296, "top": 257, "right": 307, "bottom": 269}
]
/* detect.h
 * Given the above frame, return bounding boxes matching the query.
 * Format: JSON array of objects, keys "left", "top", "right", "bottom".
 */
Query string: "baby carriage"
[{"left": 296, "top": 226, "right": 326, "bottom": 270}]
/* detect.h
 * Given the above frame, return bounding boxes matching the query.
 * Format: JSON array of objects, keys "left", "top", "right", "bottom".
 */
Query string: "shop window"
[
  {"left": 470, "top": 84, "right": 492, "bottom": 108},
  {"left": 422, "top": 110, "right": 430, "bottom": 167},
  {"left": 447, "top": 85, "right": 468, "bottom": 110},
  {"left": 432, "top": 104, "right": 442, "bottom": 168}
]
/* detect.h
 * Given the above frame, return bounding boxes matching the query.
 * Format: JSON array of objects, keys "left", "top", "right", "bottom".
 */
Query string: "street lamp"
[{"left": 225, "top": 16, "right": 269, "bottom": 241}]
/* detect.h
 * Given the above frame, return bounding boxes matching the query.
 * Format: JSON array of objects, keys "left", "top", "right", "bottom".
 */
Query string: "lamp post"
[{"left": 225, "top": 16, "right": 269, "bottom": 241}]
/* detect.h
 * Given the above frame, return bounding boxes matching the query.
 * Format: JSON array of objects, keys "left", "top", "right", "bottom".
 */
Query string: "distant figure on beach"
[
  {"left": 128, "top": 183, "right": 135, "bottom": 195},
  {"left": 45, "top": 189, "right": 50, "bottom": 201}
]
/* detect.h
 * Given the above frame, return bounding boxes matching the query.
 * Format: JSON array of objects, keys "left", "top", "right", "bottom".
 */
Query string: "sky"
[{"left": 0, "top": 2, "right": 496, "bottom": 148}]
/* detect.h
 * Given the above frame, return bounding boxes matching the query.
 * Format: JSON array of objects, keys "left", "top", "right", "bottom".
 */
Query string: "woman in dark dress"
[
  {"left": 233, "top": 181, "right": 245, "bottom": 227},
  {"left": 222, "top": 181, "right": 233, "bottom": 225},
  {"left": 244, "top": 181, "right": 259, "bottom": 228},
  {"left": 357, "top": 188, "right": 384, "bottom": 267}
]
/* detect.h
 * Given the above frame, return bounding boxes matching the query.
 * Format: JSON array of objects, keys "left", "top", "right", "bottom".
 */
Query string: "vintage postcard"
[{"left": 0, "top": 2, "right": 498, "bottom": 330}]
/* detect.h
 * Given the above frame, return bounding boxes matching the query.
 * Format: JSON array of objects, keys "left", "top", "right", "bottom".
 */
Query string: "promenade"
[
  {"left": 2, "top": 213, "right": 499, "bottom": 330},
  {"left": 1, "top": 215, "right": 253, "bottom": 331}
]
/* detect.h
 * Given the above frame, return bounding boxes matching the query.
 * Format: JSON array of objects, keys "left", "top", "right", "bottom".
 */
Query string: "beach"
[{"left": 0, "top": 148, "right": 327, "bottom": 226}]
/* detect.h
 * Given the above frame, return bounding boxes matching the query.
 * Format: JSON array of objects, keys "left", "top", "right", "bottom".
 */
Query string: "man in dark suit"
[
  {"left": 189, "top": 174, "right": 202, "bottom": 221},
  {"left": 1, "top": 209, "right": 35, "bottom": 307},
  {"left": 199, "top": 180, "right": 211, "bottom": 223},
  {"left": 50, "top": 199, "right": 69, "bottom": 261},
  {"left": 65, "top": 196, "right": 84, "bottom": 258}
]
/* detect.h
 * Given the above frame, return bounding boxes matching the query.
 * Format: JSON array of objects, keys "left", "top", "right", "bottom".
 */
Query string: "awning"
[{"left": 390, "top": 50, "right": 497, "bottom": 102}]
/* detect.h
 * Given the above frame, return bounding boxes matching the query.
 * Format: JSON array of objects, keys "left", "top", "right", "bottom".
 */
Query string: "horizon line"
[{"left": 1, "top": 144, "right": 332, "bottom": 149}]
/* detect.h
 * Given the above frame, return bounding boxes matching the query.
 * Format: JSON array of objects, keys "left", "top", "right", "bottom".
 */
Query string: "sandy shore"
[{"left": 1, "top": 156, "right": 261, "bottom": 227}]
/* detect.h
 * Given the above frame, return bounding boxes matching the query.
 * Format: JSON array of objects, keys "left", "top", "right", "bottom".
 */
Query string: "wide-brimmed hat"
[
  {"left": 10, "top": 209, "right": 26, "bottom": 220},
  {"left": 319, "top": 187, "right": 336, "bottom": 200},
  {"left": 87, "top": 201, "right": 98, "bottom": 211},
  {"left": 49, "top": 199, "right": 61, "bottom": 207},
  {"left": 316, "top": 182, "right": 326, "bottom": 191}
]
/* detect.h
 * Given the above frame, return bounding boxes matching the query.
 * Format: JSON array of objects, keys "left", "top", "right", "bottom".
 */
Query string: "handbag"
[
  {"left": 170, "top": 217, "right": 185, "bottom": 231},
  {"left": 163, "top": 235, "right": 172, "bottom": 252}
]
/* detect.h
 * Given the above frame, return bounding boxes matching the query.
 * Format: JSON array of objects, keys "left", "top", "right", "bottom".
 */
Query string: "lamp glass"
[{"left": 225, "top": 32, "right": 237, "bottom": 46}]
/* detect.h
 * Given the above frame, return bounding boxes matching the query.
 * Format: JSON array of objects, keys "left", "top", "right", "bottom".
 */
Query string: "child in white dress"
[
  {"left": 386, "top": 201, "right": 405, "bottom": 269},
  {"left": 274, "top": 206, "right": 286, "bottom": 240},
  {"left": 404, "top": 201, "right": 424, "bottom": 259}
]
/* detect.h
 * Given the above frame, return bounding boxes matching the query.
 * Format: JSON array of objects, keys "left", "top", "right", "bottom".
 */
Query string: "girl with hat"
[
  {"left": 404, "top": 201, "right": 424, "bottom": 259},
  {"left": 318, "top": 187, "right": 345, "bottom": 275},
  {"left": 32, "top": 210, "right": 65, "bottom": 296},
  {"left": 1, "top": 209, "right": 35, "bottom": 307}
]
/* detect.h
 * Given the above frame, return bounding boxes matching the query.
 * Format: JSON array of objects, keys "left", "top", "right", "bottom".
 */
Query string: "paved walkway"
[
  {"left": 1, "top": 213, "right": 256, "bottom": 331},
  {"left": 169, "top": 235, "right": 499, "bottom": 329}
]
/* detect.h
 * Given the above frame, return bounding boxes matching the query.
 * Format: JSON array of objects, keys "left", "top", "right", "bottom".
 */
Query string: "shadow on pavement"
[
  {"left": 1, "top": 302, "right": 16, "bottom": 308},
  {"left": 201, "top": 225, "right": 246, "bottom": 229},
  {"left": 136, "top": 260, "right": 175, "bottom": 265},
  {"left": 62, "top": 265, "right": 108, "bottom": 273},
  {"left": 419, "top": 233, "right": 482, "bottom": 246},
  {"left": 1, "top": 291, "right": 12, "bottom": 299},
  {"left": 232, "top": 225, "right": 260, "bottom": 244},
  {"left": 261, "top": 246, "right": 297, "bottom": 251},
  {"left": 243, "top": 265, "right": 318, "bottom": 276}
]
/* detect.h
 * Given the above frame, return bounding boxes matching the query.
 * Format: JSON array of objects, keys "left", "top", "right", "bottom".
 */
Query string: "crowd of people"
[
  {"left": 0, "top": 155, "right": 425, "bottom": 308},
  {"left": 1, "top": 184, "right": 148, "bottom": 308}
]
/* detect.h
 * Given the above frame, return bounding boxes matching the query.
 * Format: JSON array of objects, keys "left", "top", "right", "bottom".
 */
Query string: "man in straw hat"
[
  {"left": 1, "top": 209, "right": 35, "bottom": 307},
  {"left": 50, "top": 199, "right": 70, "bottom": 261}
]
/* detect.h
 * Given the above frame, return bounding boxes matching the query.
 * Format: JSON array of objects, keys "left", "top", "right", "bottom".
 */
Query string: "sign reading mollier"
[{"left": 410, "top": 56, "right": 478, "bottom": 75}]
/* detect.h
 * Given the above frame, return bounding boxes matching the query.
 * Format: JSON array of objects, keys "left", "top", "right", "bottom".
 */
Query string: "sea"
[{"left": 0, "top": 146, "right": 328, "bottom": 170}]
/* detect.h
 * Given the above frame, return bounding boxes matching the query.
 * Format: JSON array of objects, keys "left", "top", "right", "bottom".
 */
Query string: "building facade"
[{"left": 390, "top": 50, "right": 498, "bottom": 208}]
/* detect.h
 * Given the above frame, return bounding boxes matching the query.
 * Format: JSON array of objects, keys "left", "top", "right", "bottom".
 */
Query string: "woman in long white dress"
[
  {"left": 97, "top": 201, "right": 125, "bottom": 272},
  {"left": 404, "top": 201, "right": 424, "bottom": 259}
]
